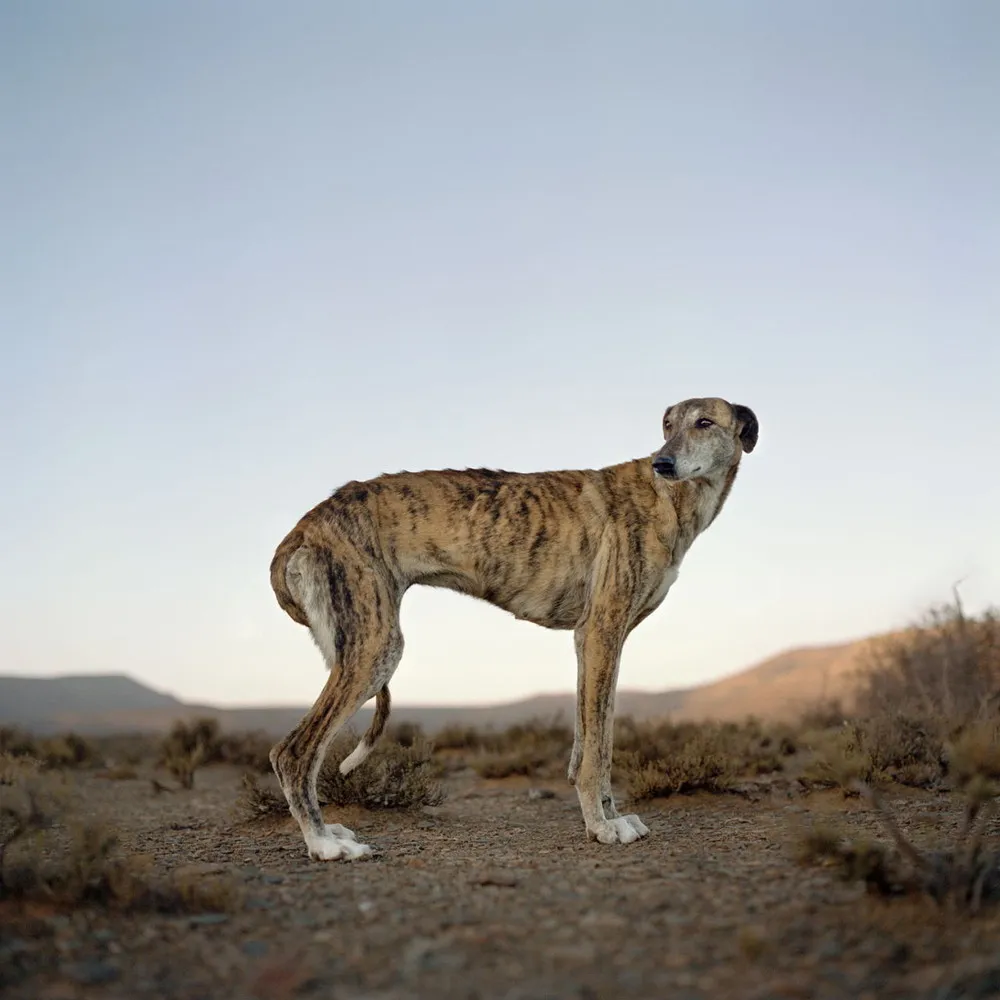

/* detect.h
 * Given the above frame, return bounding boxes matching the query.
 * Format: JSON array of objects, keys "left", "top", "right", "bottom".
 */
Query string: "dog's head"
[{"left": 652, "top": 398, "right": 758, "bottom": 481}]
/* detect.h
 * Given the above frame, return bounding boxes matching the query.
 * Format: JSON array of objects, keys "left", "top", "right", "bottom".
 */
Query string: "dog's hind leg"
[{"left": 269, "top": 547, "right": 403, "bottom": 862}]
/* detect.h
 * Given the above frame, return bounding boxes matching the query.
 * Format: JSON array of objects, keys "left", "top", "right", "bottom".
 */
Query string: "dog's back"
[{"left": 271, "top": 459, "right": 666, "bottom": 632}]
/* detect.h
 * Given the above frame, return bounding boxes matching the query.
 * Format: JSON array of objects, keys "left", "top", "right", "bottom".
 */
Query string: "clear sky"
[{"left": 1, "top": 2, "right": 997, "bottom": 708}]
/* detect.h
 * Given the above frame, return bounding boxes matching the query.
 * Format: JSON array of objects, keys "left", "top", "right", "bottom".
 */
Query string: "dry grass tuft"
[
  {"left": 614, "top": 717, "right": 793, "bottom": 800},
  {"left": 857, "top": 593, "right": 1000, "bottom": 723},
  {"left": 317, "top": 734, "right": 445, "bottom": 809},
  {"left": 798, "top": 778, "right": 1000, "bottom": 912},
  {"left": 237, "top": 732, "right": 447, "bottom": 819},
  {"left": 619, "top": 731, "right": 736, "bottom": 799},
  {"left": 236, "top": 773, "right": 289, "bottom": 821},
  {"left": 0, "top": 729, "right": 103, "bottom": 770},
  {"left": 468, "top": 718, "right": 573, "bottom": 779},
  {"left": 1, "top": 757, "right": 242, "bottom": 912},
  {"left": 801, "top": 715, "right": 947, "bottom": 793},
  {"left": 433, "top": 724, "right": 487, "bottom": 752},
  {"left": 948, "top": 722, "right": 1000, "bottom": 796},
  {"left": 158, "top": 717, "right": 220, "bottom": 789},
  {"left": 0, "top": 754, "right": 58, "bottom": 894},
  {"left": 795, "top": 822, "right": 848, "bottom": 866}
]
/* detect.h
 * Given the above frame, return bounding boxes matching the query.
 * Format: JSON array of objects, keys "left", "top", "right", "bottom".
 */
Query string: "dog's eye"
[{"left": 695, "top": 418, "right": 714, "bottom": 429}]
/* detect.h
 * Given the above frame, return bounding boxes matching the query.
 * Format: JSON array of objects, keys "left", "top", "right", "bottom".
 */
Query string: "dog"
[{"left": 268, "top": 396, "right": 759, "bottom": 860}]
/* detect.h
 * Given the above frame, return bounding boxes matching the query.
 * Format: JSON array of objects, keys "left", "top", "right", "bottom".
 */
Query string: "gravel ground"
[{"left": 2, "top": 765, "right": 1000, "bottom": 1000}]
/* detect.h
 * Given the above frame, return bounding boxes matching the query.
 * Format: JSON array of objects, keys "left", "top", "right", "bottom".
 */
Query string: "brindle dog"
[{"left": 269, "top": 397, "right": 759, "bottom": 860}]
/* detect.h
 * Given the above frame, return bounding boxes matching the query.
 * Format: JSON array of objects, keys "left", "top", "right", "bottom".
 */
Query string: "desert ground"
[
  {"left": 3, "top": 726, "right": 1000, "bottom": 1000},
  {"left": 3, "top": 604, "right": 999, "bottom": 999}
]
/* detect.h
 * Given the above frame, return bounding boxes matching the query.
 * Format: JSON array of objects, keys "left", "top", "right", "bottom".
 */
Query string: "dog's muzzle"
[{"left": 652, "top": 455, "right": 677, "bottom": 479}]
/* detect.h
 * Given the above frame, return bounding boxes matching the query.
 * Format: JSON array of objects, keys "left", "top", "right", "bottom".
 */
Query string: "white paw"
[
  {"left": 621, "top": 813, "right": 650, "bottom": 837},
  {"left": 325, "top": 823, "right": 357, "bottom": 841},
  {"left": 588, "top": 815, "right": 649, "bottom": 845},
  {"left": 305, "top": 831, "right": 372, "bottom": 862}
]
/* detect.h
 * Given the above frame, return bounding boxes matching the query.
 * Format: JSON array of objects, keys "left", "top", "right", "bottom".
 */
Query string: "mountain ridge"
[{"left": 0, "top": 633, "right": 876, "bottom": 735}]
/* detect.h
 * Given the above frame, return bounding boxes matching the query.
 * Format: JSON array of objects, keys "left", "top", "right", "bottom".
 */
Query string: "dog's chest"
[{"left": 643, "top": 566, "right": 679, "bottom": 613}]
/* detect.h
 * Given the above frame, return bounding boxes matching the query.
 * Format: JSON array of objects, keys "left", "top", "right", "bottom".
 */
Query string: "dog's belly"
[{"left": 412, "top": 566, "right": 586, "bottom": 630}]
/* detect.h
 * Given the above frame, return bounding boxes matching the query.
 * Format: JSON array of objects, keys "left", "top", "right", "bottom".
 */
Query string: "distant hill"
[
  {"left": 0, "top": 634, "right": 878, "bottom": 736},
  {"left": 672, "top": 636, "right": 883, "bottom": 722},
  {"left": 0, "top": 674, "right": 184, "bottom": 730}
]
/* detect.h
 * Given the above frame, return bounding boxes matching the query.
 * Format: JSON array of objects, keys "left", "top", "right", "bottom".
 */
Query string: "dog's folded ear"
[{"left": 731, "top": 404, "right": 759, "bottom": 453}]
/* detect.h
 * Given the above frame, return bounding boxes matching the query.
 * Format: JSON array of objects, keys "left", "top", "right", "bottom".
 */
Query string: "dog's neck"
[{"left": 664, "top": 461, "right": 741, "bottom": 550}]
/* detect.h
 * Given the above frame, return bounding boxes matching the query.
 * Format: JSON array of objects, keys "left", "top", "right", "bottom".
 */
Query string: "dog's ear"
[{"left": 731, "top": 404, "right": 758, "bottom": 453}]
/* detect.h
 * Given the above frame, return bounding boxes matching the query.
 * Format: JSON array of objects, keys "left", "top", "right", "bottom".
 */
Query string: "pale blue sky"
[{"left": 1, "top": 2, "right": 997, "bottom": 707}]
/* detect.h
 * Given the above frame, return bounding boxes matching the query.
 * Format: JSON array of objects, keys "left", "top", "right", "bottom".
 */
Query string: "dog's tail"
[
  {"left": 269, "top": 528, "right": 310, "bottom": 626},
  {"left": 338, "top": 686, "right": 391, "bottom": 775}
]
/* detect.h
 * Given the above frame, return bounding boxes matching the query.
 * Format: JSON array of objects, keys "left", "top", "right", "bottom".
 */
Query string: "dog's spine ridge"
[{"left": 339, "top": 686, "right": 391, "bottom": 775}]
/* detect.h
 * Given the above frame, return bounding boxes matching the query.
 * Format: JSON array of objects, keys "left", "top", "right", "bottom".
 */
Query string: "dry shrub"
[
  {"left": 803, "top": 715, "right": 947, "bottom": 792},
  {"left": 433, "top": 724, "right": 486, "bottom": 752},
  {"left": 0, "top": 727, "right": 37, "bottom": 756},
  {"left": 798, "top": 699, "right": 848, "bottom": 731},
  {"left": 798, "top": 707, "right": 1000, "bottom": 912},
  {"left": 0, "top": 754, "right": 56, "bottom": 893},
  {"left": 469, "top": 718, "right": 573, "bottom": 779},
  {"left": 797, "top": 596, "right": 1000, "bottom": 794},
  {"left": 217, "top": 730, "right": 273, "bottom": 773},
  {"left": 385, "top": 721, "right": 425, "bottom": 748},
  {"left": 314, "top": 733, "right": 444, "bottom": 810},
  {"left": 159, "top": 717, "right": 222, "bottom": 789},
  {"left": 798, "top": 780, "right": 1000, "bottom": 912},
  {"left": 948, "top": 721, "right": 1000, "bottom": 802},
  {"left": 857, "top": 596, "right": 1000, "bottom": 723},
  {"left": 238, "top": 728, "right": 445, "bottom": 819},
  {"left": 0, "top": 756, "right": 241, "bottom": 912},
  {"left": 7, "top": 827, "right": 242, "bottom": 912},
  {"left": 619, "top": 728, "right": 736, "bottom": 799},
  {"left": 236, "top": 773, "right": 288, "bottom": 821},
  {"left": 0, "top": 729, "right": 103, "bottom": 770},
  {"left": 614, "top": 717, "right": 794, "bottom": 800},
  {"left": 36, "top": 733, "right": 102, "bottom": 769},
  {"left": 160, "top": 719, "right": 275, "bottom": 783}
]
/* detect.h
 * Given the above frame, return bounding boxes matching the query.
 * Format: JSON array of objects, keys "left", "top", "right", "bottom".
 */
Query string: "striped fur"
[{"left": 268, "top": 397, "right": 759, "bottom": 860}]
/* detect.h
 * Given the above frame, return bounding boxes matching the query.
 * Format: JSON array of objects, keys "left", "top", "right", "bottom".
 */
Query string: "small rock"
[
  {"left": 527, "top": 787, "right": 556, "bottom": 800},
  {"left": 241, "top": 940, "right": 268, "bottom": 958},
  {"left": 188, "top": 914, "right": 230, "bottom": 927},
  {"left": 261, "top": 874, "right": 285, "bottom": 884}
]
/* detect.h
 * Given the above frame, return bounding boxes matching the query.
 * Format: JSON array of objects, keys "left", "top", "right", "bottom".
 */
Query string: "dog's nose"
[{"left": 653, "top": 455, "right": 676, "bottom": 478}]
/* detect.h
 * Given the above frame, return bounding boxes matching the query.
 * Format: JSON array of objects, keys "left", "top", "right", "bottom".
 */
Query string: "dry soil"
[{"left": 3, "top": 765, "right": 1000, "bottom": 1000}]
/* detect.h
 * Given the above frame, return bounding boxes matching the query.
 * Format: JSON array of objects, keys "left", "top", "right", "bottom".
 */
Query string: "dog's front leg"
[{"left": 572, "top": 615, "right": 650, "bottom": 845}]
